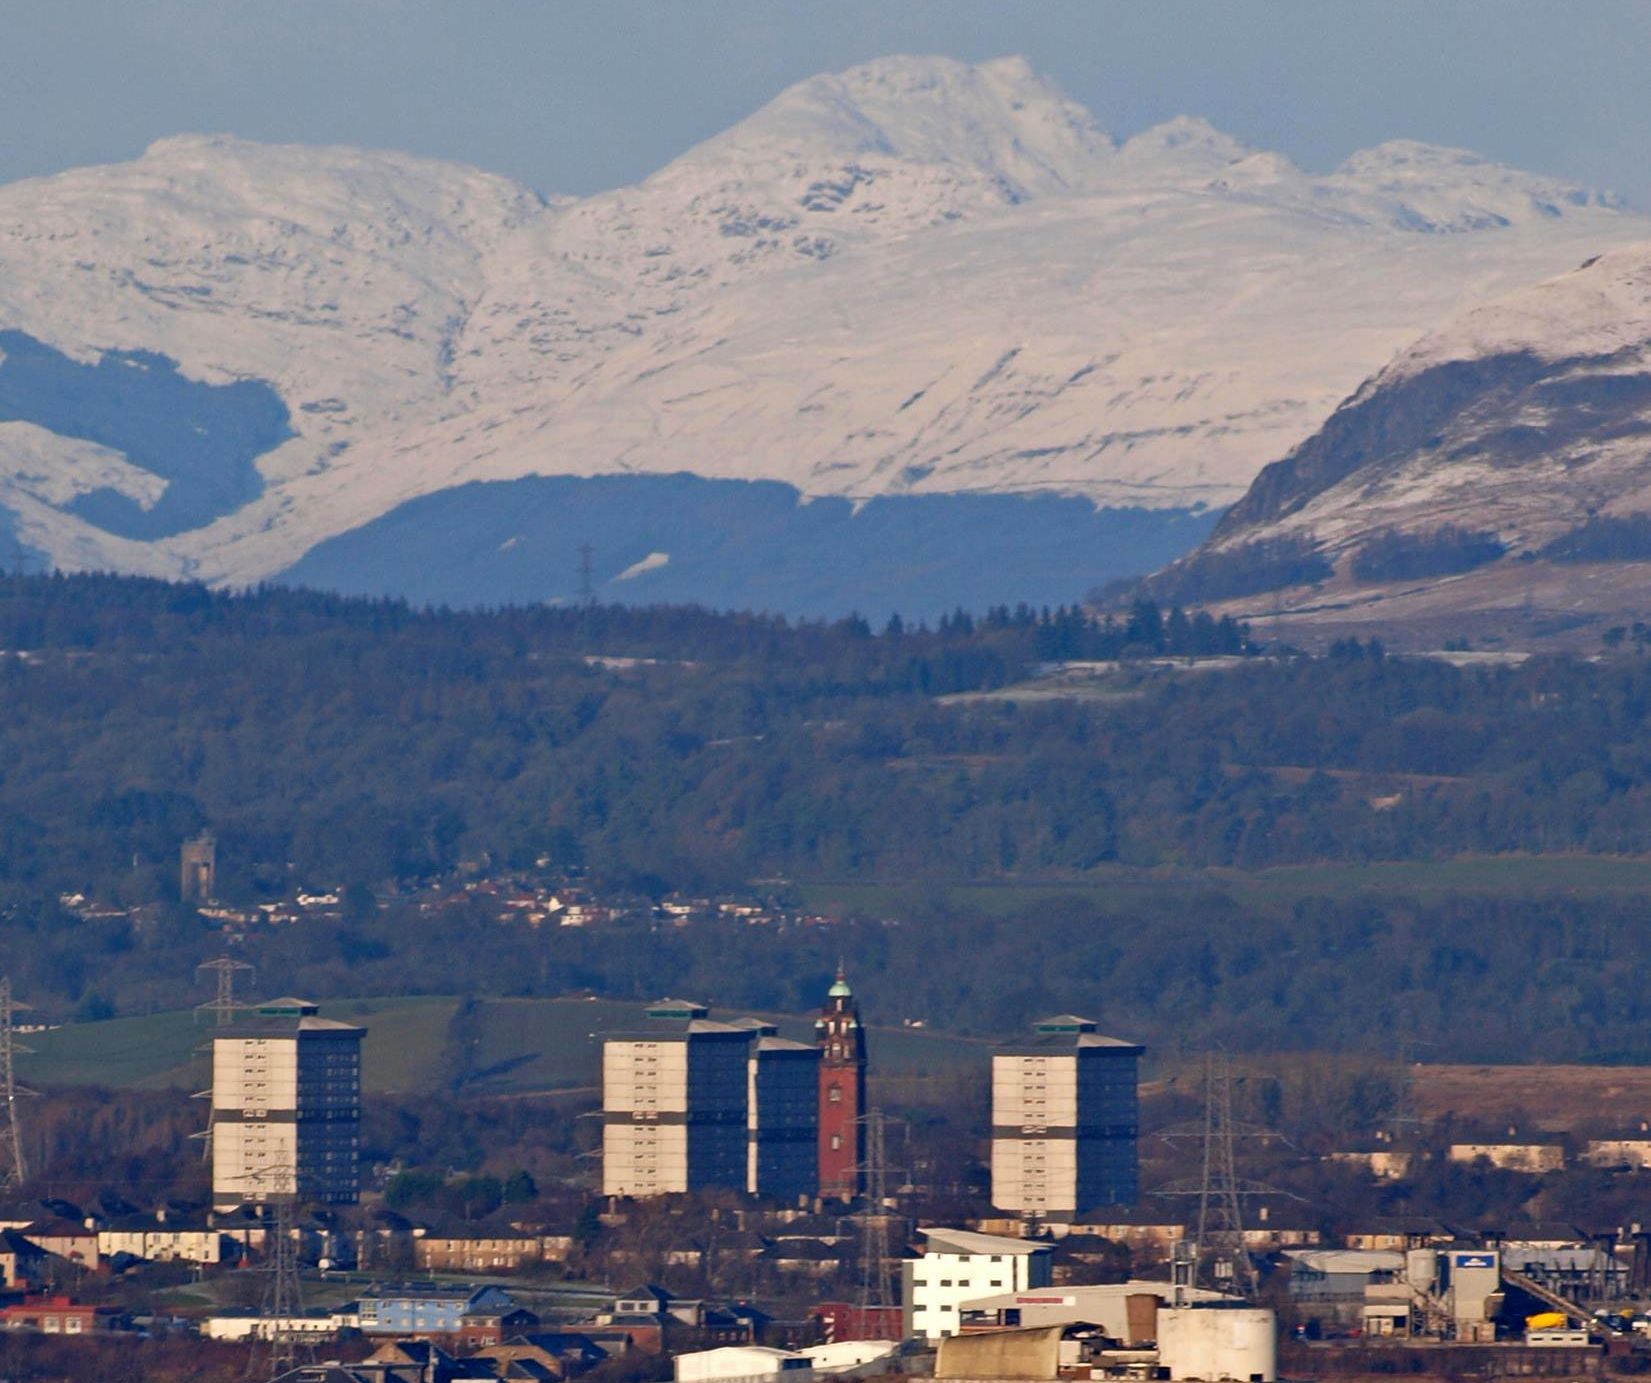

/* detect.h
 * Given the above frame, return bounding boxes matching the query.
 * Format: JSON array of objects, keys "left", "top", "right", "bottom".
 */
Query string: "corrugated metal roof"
[
  {"left": 920, "top": 1227, "right": 1053, "bottom": 1256},
  {"left": 1284, "top": 1249, "right": 1404, "bottom": 1275}
]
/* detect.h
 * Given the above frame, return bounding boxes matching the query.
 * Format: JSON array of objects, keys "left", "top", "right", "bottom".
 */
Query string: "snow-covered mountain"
[
  {"left": 1142, "top": 243, "right": 1651, "bottom": 646},
  {"left": 0, "top": 54, "right": 1646, "bottom": 612}
]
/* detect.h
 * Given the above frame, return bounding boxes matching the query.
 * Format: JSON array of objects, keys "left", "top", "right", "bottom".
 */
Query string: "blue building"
[
  {"left": 742, "top": 1024, "right": 821, "bottom": 1202},
  {"left": 357, "top": 1283, "right": 513, "bottom": 1336},
  {"left": 603, "top": 1000, "right": 806, "bottom": 1198}
]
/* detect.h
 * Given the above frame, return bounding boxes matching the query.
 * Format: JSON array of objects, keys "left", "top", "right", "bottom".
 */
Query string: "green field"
[
  {"left": 795, "top": 853, "right": 1651, "bottom": 920},
  {"left": 437, "top": 996, "right": 989, "bottom": 1095},
  {"left": 17, "top": 995, "right": 456, "bottom": 1093},
  {"left": 17, "top": 993, "right": 990, "bottom": 1097}
]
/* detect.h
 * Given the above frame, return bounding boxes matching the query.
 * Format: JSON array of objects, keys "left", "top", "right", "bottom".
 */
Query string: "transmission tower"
[
  {"left": 197, "top": 955, "right": 255, "bottom": 1026},
  {"left": 1153, "top": 1050, "right": 1289, "bottom": 1298},
  {"left": 246, "top": 1169, "right": 310, "bottom": 1380},
  {"left": 1193, "top": 1051, "right": 1255, "bottom": 1296},
  {"left": 577, "top": 543, "right": 595, "bottom": 604},
  {"left": 854, "top": 1108, "right": 897, "bottom": 1312},
  {"left": 0, "top": 979, "right": 32, "bottom": 1191},
  {"left": 1384, "top": 998, "right": 1432, "bottom": 1143},
  {"left": 196, "top": 957, "right": 254, "bottom": 1164}
]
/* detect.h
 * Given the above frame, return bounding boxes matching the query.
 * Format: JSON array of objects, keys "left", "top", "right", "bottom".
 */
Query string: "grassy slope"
[
  {"left": 18, "top": 996, "right": 456, "bottom": 1093},
  {"left": 18, "top": 994, "right": 988, "bottom": 1096},
  {"left": 795, "top": 853, "right": 1651, "bottom": 919}
]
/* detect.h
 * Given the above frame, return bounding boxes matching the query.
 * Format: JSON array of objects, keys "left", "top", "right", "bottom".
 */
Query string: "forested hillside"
[
  {"left": 0, "top": 574, "right": 1251, "bottom": 893},
  {"left": 4, "top": 574, "right": 1651, "bottom": 1060}
]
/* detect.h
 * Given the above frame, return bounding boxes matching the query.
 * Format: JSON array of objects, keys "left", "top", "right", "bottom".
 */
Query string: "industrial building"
[
  {"left": 1285, "top": 1245, "right": 1547, "bottom": 1342},
  {"left": 958, "top": 1282, "right": 1226, "bottom": 1340},
  {"left": 816, "top": 969, "right": 866, "bottom": 1201},
  {"left": 674, "top": 1340, "right": 898, "bottom": 1383},
  {"left": 210, "top": 996, "right": 363, "bottom": 1208},
  {"left": 932, "top": 1309, "right": 1276, "bottom": 1383},
  {"left": 990, "top": 1016, "right": 1141, "bottom": 1219},
  {"left": 903, "top": 1228, "right": 1054, "bottom": 1342},
  {"left": 1155, "top": 1307, "right": 1277, "bottom": 1381}
]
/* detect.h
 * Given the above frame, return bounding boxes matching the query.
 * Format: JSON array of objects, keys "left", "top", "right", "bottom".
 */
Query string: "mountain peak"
[
  {"left": 1330, "top": 139, "right": 1622, "bottom": 231},
  {"left": 1116, "top": 116, "right": 1256, "bottom": 176},
  {"left": 671, "top": 54, "right": 1116, "bottom": 198},
  {"left": 1336, "top": 139, "right": 1491, "bottom": 178}
]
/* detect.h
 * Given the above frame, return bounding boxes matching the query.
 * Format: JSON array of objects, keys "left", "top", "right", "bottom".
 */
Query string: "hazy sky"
[{"left": 3, "top": 1, "right": 1650, "bottom": 206}]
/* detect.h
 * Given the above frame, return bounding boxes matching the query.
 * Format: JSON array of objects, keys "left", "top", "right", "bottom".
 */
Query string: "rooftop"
[
  {"left": 998, "top": 1031, "right": 1144, "bottom": 1055},
  {"left": 920, "top": 1227, "right": 1054, "bottom": 1257},
  {"left": 645, "top": 998, "right": 709, "bottom": 1020}
]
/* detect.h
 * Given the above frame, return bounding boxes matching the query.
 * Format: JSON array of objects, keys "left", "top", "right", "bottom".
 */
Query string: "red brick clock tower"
[{"left": 816, "top": 966, "right": 867, "bottom": 1201}]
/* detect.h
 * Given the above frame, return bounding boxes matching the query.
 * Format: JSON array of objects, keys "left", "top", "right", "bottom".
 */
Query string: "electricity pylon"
[
  {"left": 1152, "top": 1050, "right": 1290, "bottom": 1298},
  {"left": 245, "top": 1165, "right": 310, "bottom": 1380},
  {"left": 197, "top": 955, "right": 255, "bottom": 1026},
  {"left": 196, "top": 957, "right": 254, "bottom": 1164},
  {"left": 0, "top": 979, "right": 32, "bottom": 1191},
  {"left": 854, "top": 1108, "right": 899, "bottom": 1312},
  {"left": 1192, "top": 1050, "right": 1258, "bottom": 1297}
]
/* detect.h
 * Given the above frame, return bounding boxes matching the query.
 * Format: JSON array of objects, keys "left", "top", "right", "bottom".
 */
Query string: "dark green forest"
[{"left": 5, "top": 573, "right": 1651, "bottom": 1060}]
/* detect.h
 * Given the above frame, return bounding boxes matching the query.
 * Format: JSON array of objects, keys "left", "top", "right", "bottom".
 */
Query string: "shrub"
[
  {"left": 1349, "top": 525, "right": 1505, "bottom": 583},
  {"left": 1540, "top": 514, "right": 1651, "bottom": 563},
  {"left": 1136, "top": 535, "right": 1334, "bottom": 604}
]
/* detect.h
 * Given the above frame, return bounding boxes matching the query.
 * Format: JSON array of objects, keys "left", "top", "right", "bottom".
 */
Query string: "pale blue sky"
[{"left": 2, "top": 1, "right": 1648, "bottom": 205}]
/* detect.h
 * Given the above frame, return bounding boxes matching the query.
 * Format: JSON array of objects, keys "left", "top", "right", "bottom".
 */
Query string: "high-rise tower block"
[
  {"left": 210, "top": 997, "right": 363, "bottom": 1208},
  {"left": 991, "top": 1015, "right": 1141, "bottom": 1219}
]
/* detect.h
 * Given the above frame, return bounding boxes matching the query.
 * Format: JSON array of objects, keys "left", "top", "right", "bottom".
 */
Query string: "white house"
[
  {"left": 903, "top": 1228, "right": 1054, "bottom": 1342},
  {"left": 98, "top": 1215, "right": 237, "bottom": 1265}
]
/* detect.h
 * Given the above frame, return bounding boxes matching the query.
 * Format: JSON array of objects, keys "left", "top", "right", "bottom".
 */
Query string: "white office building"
[
  {"left": 902, "top": 1228, "right": 1054, "bottom": 1341},
  {"left": 991, "top": 1016, "right": 1141, "bottom": 1218}
]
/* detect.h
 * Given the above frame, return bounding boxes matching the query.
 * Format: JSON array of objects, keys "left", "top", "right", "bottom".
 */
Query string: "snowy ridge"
[
  {"left": 1179, "top": 240, "right": 1651, "bottom": 641},
  {"left": 0, "top": 54, "right": 1646, "bottom": 588}
]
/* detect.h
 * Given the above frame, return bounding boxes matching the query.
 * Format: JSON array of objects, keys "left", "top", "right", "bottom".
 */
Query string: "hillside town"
[
  {"left": 61, "top": 831, "right": 852, "bottom": 947},
  {"left": 0, "top": 968, "right": 1648, "bottom": 1383}
]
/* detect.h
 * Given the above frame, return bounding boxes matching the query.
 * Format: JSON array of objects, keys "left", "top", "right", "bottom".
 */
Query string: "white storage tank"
[{"left": 1157, "top": 1307, "right": 1277, "bottom": 1382}]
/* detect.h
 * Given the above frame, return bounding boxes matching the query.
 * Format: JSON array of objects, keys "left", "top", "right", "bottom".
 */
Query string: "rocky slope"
[
  {"left": 1148, "top": 243, "right": 1651, "bottom": 646},
  {"left": 0, "top": 54, "right": 1645, "bottom": 610}
]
